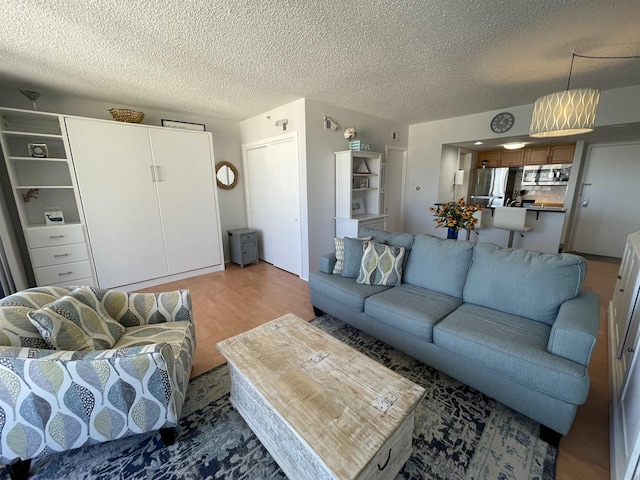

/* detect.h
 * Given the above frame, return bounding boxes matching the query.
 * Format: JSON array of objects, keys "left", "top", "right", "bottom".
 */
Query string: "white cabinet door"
[
  {"left": 149, "top": 128, "right": 222, "bottom": 273},
  {"left": 66, "top": 118, "right": 167, "bottom": 288}
]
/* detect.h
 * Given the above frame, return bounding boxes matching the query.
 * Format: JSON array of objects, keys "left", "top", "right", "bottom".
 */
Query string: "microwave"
[{"left": 522, "top": 164, "right": 571, "bottom": 186}]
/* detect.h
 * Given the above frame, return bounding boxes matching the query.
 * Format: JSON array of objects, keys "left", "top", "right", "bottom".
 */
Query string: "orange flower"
[{"left": 430, "top": 198, "right": 484, "bottom": 231}]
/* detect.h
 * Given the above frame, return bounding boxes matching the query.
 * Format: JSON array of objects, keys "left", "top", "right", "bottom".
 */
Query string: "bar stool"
[{"left": 493, "top": 207, "right": 533, "bottom": 248}]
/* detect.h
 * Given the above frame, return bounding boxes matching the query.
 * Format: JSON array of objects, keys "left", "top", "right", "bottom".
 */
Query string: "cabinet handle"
[
  {"left": 49, "top": 235, "right": 65, "bottom": 239},
  {"left": 620, "top": 289, "right": 625, "bottom": 292},
  {"left": 53, "top": 253, "right": 69, "bottom": 258},
  {"left": 58, "top": 271, "right": 73, "bottom": 276},
  {"left": 378, "top": 449, "right": 392, "bottom": 471},
  {"left": 155, "top": 166, "right": 162, "bottom": 182},
  {"left": 618, "top": 275, "right": 622, "bottom": 280},
  {"left": 629, "top": 348, "right": 635, "bottom": 353},
  {"left": 150, "top": 166, "right": 156, "bottom": 182}
]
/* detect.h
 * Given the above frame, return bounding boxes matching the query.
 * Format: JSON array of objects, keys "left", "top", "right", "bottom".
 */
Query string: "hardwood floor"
[{"left": 143, "top": 259, "right": 616, "bottom": 480}]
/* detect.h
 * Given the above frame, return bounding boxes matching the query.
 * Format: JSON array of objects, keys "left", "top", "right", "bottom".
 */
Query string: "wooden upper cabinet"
[
  {"left": 500, "top": 150, "right": 525, "bottom": 166},
  {"left": 524, "top": 147, "right": 550, "bottom": 165},
  {"left": 549, "top": 144, "right": 575, "bottom": 164},
  {"left": 477, "top": 151, "right": 501, "bottom": 168}
]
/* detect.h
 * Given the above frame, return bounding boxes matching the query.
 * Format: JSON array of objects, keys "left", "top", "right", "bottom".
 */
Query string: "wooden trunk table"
[{"left": 216, "top": 313, "right": 426, "bottom": 480}]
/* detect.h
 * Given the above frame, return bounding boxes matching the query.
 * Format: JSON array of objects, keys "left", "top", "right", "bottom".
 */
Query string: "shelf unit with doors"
[
  {"left": 0, "top": 107, "right": 96, "bottom": 287},
  {"left": 335, "top": 150, "right": 386, "bottom": 238}
]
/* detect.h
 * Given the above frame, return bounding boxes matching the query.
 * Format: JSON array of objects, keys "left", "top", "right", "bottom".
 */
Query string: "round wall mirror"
[{"left": 215, "top": 161, "right": 238, "bottom": 190}]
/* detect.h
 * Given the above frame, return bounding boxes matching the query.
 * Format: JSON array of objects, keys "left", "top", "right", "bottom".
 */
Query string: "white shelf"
[
  {"left": 9, "top": 156, "right": 68, "bottom": 162},
  {"left": 2, "top": 131, "right": 63, "bottom": 139}
]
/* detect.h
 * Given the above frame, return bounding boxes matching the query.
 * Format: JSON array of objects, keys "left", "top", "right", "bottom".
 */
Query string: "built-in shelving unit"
[
  {"left": 0, "top": 107, "right": 96, "bottom": 287},
  {"left": 335, "top": 150, "right": 386, "bottom": 238}
]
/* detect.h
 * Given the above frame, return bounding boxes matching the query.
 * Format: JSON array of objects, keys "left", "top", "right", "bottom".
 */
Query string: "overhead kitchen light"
[
  {"left": 473, "top": 141, "right": 483, "bottom": 145},
  {"left": 504, "top": 142, "right": 526, "bottom": 150},
  {"left": 530, "top": 51, "right": 640, "bottom": 138}
]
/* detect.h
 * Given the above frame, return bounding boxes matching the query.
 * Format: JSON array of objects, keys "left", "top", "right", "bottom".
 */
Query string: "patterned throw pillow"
[
  {"left": 357, "top": 240, "right": 405, "bottom": 287},
  {"left": 28, "top": 286, "right": 126, "bottom": 351},
  {"left": 333, "top": 236, "right": 372, "bottom": 274}
]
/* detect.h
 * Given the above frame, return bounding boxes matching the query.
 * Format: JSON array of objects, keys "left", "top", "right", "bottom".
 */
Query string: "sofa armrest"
[
  {"left": 93, "top": 288, "right": 192, "bottom": 327},
  {"left": 319, "top": 252, "right": 337, "bottom": 274},
  {"left": 0, "top": 343, "right": 178, "bottom": 463},
  {"left": 547, "top": 291, "right": 600, "bottom": 366}
]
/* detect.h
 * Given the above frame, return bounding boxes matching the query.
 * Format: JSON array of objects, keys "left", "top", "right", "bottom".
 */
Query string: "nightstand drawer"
[
  {"left": 35, "top": 261, "right": 93, "bottom": 286},
  {"left": 26, "top": 225, "right": 86, "bottom": 248},
  {"left": 241, "top": 233, "right": 256, "bottom": 242},
  {"left": 30, "top": 243, "right": 89, "bottom": 268}
]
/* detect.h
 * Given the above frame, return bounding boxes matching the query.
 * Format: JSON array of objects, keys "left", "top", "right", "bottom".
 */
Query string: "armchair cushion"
[{"left": 28, "top": 287, "right": 125, "bottom": 351}]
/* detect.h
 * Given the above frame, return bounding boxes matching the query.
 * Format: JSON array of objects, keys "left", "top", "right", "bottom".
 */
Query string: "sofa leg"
[
  {"left": 312, "top": 306, "right": 324, "bottom": 317},
  {"left": 160, "top": 427, "right": 177, "bottom": 446},
  {"left": 7, "top": 457, "right": 31, "bottom": 480},
  {"left": 540, "top": 425, "right": 562, "bottom": 447}
]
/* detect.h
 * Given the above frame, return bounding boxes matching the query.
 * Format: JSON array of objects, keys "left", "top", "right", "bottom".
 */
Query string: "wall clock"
[{"left": 490, "top": 112, "right": 514, "bottom": 134}]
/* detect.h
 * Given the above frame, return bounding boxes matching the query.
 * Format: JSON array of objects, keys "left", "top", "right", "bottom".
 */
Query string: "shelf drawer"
[
  {"left": 241, "top": 233, "right": 256, "bottom": 242},
  {"left": 25, "top": 224, "right": 85, "bottom": 248},
  {"left": 30, "top": 243, "right": 89, "bottom": 268},
  {"left": 35, "top": 261, "right": 93, "bottom": 286}
]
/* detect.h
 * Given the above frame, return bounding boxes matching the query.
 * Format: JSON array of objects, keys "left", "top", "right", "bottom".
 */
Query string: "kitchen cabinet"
[
  {"left": 500, "top": 150, "right": 525, "bottom": 166},
  {"left": 549, "top": 145, "right": 575, "bottom": 163},
  {"left": 523, "top": 147, "right": 550, "bottom": 165},
  {"left": 524, "top": 145, "right": 575, "bottom": 165},
  {"left": 476, "top": 151, "right": 501, "bottom": 168},
  {"left": 335, "top": 150, "right": 386, "bottom": 238},
  {"left": 0, "top": 107, "right": 96, "bottom": 287},
  {"left": 65, "top": 117, "right": 223, "bottom": 289},
  {"left": 610, "top": 232, "right": 640, "bottom": 480}
]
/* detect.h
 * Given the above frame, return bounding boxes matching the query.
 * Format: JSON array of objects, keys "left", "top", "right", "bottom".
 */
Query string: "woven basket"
[{"left": 108, "top": 108, "right": 145, "bottom": 123}]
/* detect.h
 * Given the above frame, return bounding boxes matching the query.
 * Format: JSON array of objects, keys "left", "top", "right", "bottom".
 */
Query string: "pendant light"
[{"left": 530, "top": 52, "right": 640, "bottom": 138}]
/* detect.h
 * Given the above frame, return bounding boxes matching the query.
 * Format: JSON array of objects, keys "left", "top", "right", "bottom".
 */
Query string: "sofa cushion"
[
  {"left": 403, "top": 234, "right": 474, "bottom": 298},
  {"left": 333, "top": 236, "right": 372, "bottom": 274},
  {"left": 357, "top": 241, "right": 405, "bottom": 287},
  {"left": 463, "top": 243, "right": 587, "bottom": 324},
  {"left": 341, "top": 237, "right": 370, "bottom": 278},
  {"left": 28, "top": 287, "right": 126, "bottom": 351},
  {"left": 364, "top": 284, "right": 462, "bottom": 342},
  {"left": 433, "top": 303, "right": 589, "bottom": 403},
  {"left": 309, "top": 271, "right": 390, "bottom": 312},
  {"left": 359, "top": 228, "right": 414, "bottom": 251},
  {"left": 0, "top": 287, "right": 72, "bottom": 348}
]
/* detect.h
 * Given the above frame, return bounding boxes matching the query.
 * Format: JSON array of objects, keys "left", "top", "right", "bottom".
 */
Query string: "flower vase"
[{"left": 447, "top": 227, "right": 459, "bottom": 240}]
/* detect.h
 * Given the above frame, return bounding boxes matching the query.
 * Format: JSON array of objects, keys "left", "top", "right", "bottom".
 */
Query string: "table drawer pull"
[
  {"left": 49, "top": 235, "right": 65, "bottom": 239},
  {"left": 377, "top": 448, "right": 391, "bottom": 471},
  {"left": 58, "top": 271, "right": 73, "bottom": 276},
  {"left": 53, "top": 253, "right": 69, "bottom": 258}
]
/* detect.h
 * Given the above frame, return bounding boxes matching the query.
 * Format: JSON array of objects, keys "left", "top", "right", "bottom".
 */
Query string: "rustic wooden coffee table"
[{"left": 216, "top": 313, "right": 426, "bottom": 480}]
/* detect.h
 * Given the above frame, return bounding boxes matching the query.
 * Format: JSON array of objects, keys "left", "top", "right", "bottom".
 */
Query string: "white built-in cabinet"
[
  {"left": 65, "top": 117, "right": 223, "bottom": 289},
  {"left": 610, "top": 232, "right": 640, "bottom": 480},
  {"left": 335, "top": 150, "right": 387, "bottom": 238},
  {"left": 0, "top": 107, "right": 96, "bottom": 287}
]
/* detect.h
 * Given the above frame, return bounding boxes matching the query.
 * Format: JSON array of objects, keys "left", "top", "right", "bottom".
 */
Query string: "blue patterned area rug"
[{"left": 3, "top": 315, "right": 557, "bottom": 480}]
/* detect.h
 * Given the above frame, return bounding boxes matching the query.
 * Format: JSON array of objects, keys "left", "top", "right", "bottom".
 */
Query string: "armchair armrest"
[
  {"left": 93, "top": 289, "right": 192, "bottom": 327},
  {"left": 547, "top": 291, "right": 600, "bottom": 367},
  {"left": 319, "top": 252, "right": 337, "bottom": 274},
  {"left": 0, "top": 343, "right": 178, "bottom": 463}
]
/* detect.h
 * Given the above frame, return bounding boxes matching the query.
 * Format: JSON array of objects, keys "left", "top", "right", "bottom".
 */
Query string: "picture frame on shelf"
[
  {"left": 27, "top": 143, "right": 48, "bottom": 158},
  {"left": 358, "top": 178, "right": 369, "bottom": 189},
  {"left": 44, "top": 208, "right": 65, "bottom": 226},
  {"left": 351, "top": 193, "right": 366, "bottom": 215},
  {"left": 161, "top": 119, "right": 206, "bottom": 131}
]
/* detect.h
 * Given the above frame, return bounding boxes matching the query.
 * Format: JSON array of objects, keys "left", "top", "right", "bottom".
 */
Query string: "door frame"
[
  {"left": 384, "top": 144, "right": 408, "bottom": 231},
  {"left": 241, "top": 132, "right": 303, "bottom": 276}
]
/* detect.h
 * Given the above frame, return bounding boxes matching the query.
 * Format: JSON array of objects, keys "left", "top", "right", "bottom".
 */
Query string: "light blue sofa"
[{"left": 308, "top": 228, "right": 599, "bottom": 440}]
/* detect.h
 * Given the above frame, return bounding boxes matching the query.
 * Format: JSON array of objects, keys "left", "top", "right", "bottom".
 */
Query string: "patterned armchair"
[{"left": 0, "top": 286, "right": 195, "bottom": 479}]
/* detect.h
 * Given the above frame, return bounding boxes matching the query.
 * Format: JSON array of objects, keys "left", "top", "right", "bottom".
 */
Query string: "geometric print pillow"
[
  {"left": 27, "top": 286, "right": 126, "bottom": 351},
  {"left": 332, "top": 236, "right": 372, "bottom": 274},
  {"left": 356, "top": 240, "right": 405, "bottom": 287}
]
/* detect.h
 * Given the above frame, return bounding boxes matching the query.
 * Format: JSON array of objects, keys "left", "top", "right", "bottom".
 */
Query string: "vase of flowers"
[{"left": 429, "top": 198, "right": 483, "bottom": 238}]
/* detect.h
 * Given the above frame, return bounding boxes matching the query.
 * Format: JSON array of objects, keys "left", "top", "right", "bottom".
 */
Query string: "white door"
[
  {"left": 384, "top": 146, "right": 407, "bottom": 232},
  {"left": 572, "top": 142, "right": 640, "bottom": 257},
  {"left": 149, "top": 128, "right": 222, "bottom": 273},
  {"left": 66, "top": 118, "right": 167, "bottom": 287},
  {"left": 245, "top": 137, "right": 301, "bottom": 276}
]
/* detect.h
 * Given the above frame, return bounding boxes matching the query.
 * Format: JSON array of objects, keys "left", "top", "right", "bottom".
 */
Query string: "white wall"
[
  {"left": 406, "top": 85, "right": 640, "bottom": 238},
  {"left": 0, "top": 87, "right": 246, "bottom": 262},
  {"left": 304, "top": 99, "right": 409, "bottom": 277},
  {"left": 437, "top": 145, "right": 459, "bottom": 203}
]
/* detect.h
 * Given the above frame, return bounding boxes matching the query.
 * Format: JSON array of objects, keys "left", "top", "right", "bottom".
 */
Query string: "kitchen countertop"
[{"left": 435, "top": 203, "right": 565, "bottom": 212}]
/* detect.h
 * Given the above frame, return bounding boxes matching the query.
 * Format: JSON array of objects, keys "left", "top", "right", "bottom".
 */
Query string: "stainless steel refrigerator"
[{"left": 468, "top": 167, "right": 509, "bottom": 207}]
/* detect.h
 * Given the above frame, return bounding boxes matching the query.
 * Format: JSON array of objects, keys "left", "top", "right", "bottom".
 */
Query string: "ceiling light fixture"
[
  {"left": 504, "top": 142, "right": 526, "bottom": 150},
  {"left": 530, "top": 51, "right": 640, "bottom": 138},
  {"left": 473, "top": 141, "right": 483, "bottom": 145}
]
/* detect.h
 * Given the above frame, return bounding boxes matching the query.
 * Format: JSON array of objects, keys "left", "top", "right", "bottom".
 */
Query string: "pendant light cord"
[{"left": 567, "top": 52, "right": 640, "bottom": 90}]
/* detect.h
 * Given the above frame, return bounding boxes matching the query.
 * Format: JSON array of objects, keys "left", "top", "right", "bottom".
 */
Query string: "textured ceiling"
[{"left": 1, "top": 0, "right": 640, "bottom": 124}]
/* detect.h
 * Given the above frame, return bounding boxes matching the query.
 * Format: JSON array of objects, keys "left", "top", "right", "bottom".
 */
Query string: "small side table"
[{"left": 228, "top": 228, "right": 259, "bottom": 268}]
